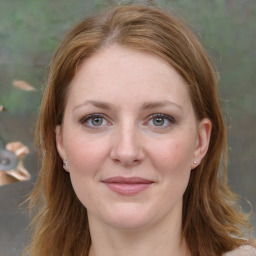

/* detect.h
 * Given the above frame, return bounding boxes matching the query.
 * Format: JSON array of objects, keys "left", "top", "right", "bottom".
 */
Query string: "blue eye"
[
  {"left": 148, "top": 114, "right": 176, "bottom": 127},
  {"left": 152, "top": 117, "right": 165, "bottom": 126},
  {"left": 80, "top": 114, "right": 109, "bottom": 128}
]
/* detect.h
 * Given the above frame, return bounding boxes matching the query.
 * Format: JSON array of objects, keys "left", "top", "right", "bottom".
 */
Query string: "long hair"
[{"left": 26, "top": 4, "right": 253, "bottom": 256}]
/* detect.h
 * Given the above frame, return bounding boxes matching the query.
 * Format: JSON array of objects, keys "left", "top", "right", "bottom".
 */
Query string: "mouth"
[{"left": 102, "top": 176, "right": 154, "bottom": 196}]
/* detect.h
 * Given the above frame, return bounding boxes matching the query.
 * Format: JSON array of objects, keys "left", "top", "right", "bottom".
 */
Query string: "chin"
[
  {"left": 106, "top": 215, "right": 151, "bottom": 230},
  {"left": 99, "top": 203, "right": 153, "bottom": 230}
]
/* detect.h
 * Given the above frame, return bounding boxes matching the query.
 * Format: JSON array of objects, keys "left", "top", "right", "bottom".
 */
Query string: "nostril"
[
  {"left": 110, "top": 129, "right": 145, "bottom": 166},
  {"left": 110, "top": 150, "right": 144, "bottom": 167}
]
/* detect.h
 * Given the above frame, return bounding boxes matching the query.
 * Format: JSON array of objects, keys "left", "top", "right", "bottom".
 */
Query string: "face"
[{"left": 56, "top": 45, "right": 211, "bottom": 231}]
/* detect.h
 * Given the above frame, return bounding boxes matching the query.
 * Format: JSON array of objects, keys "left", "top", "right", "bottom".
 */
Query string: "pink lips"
[{"left": 102, "top": 176, "right": 153, "bottom": 196}]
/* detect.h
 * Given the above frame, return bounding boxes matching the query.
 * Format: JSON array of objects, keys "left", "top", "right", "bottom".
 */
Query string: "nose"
[{"left": 110, "top": 124, "right": 145, "bottom": 167}]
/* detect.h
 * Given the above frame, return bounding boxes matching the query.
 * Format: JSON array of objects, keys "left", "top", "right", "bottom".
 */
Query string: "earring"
[
  {"left": 63, "top": 159, "right": 69, "bottom": 171},
  {"left": 193, "top": 161, "right": 197, "bottom": 165}
]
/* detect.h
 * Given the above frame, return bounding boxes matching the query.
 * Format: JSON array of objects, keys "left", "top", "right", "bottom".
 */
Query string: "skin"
[{"left": 56, "top": 45, "right": 211, "bottom": 256}]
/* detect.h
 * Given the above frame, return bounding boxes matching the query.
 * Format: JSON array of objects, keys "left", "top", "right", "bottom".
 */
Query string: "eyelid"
[
  {"left": 148, "top": 113, "right": 176, "bottom": 123},
  {"left": 79, "top": 113, "right": 176, "bottom": 128},
  {"left": 143, "top": 113, "right": 177, "bottom": 129},
  {"left": 79, "top": 113, "right": 111, "bottom": 127}
]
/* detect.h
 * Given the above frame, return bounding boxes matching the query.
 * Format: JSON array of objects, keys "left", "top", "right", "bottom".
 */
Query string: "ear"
[
  {"left": 55, "top": 125, "right": 66, "bottom": 161},
  {"left": 192, "top": 118, "right": 212, "bottom": 169}
]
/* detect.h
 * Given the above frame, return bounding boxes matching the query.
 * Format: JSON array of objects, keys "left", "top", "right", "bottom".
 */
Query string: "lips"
[{"left": 102, "top": 176, "right": 153, "bottom": 195}]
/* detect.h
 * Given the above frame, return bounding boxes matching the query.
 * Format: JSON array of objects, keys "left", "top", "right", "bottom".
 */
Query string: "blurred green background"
[{"left": 0, "top": 0, "right": 255, "bottom": 255}]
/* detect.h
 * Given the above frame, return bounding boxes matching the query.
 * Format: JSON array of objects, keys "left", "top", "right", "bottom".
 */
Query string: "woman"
[{"left": 26, "top": 3, "right": 256, "bottom": 256}]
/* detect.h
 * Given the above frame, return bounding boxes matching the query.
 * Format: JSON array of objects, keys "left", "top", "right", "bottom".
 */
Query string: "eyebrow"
[
  {"left": 73, "top": 99, "right": 182, "bottom": 112},
  {"left": 141, "top": 100, "right": 182, "bottom": 110},
  {"left": 73, "top": 100, "right": 114, "bottom": 112}
]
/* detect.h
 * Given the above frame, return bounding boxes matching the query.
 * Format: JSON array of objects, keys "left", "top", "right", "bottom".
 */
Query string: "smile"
[{"left": 102, "top": 176, "right": 154, "bottom": 196}]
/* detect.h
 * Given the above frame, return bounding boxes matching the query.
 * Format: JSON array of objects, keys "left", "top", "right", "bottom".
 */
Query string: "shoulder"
[{"left": 223, "top": 245, "right": 256, "bottom": 256}]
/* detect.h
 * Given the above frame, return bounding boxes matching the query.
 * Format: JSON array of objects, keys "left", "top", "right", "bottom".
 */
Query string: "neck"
[{"left": 87, "top": 208, "right": 190, "bottom": 256}]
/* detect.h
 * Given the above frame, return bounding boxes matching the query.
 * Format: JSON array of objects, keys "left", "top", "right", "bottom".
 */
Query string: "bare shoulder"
[{"left": 223, "top": 245, "right": 256, "bottom": 256}]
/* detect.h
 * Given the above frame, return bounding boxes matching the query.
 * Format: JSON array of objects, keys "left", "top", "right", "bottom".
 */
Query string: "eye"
[
  {"left": 79, "top": 114, "right": 110, "bottom": 128},
  {"left": 147, "top": 114, "right": 176, "bottom": 127}
]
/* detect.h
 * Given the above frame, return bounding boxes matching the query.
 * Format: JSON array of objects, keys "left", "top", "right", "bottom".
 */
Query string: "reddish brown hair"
[{"left": 26, "top": 4, "right": 253, "bottom": 256}]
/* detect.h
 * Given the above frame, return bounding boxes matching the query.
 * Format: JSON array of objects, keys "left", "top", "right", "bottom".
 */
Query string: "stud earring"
[
  {"left": 193, "top": 161, "right": 197, "bottom": 165},
  {"left": 63, "top": 159, "right": 69, "bottom": 171}
]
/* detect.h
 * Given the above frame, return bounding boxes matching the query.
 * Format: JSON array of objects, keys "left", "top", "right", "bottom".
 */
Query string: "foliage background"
[{"left": 0, "top": 0, "right": 255, "bottom": 255}]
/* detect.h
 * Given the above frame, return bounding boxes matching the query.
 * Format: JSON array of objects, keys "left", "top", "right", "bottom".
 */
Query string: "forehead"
[{"left": 67, "top": 45, "right": 191, "bottom": 110}]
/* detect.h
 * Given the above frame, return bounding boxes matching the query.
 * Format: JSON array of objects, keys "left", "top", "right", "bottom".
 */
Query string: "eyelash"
[
  {"left": 79, "top": 113, "right": 111, "bottom": 128},
  {"left": 79, "top": 113, "right": 176, "bottom": 129},
  {"left": 146, "top": 113, "right": 176, "bottom": 128}
]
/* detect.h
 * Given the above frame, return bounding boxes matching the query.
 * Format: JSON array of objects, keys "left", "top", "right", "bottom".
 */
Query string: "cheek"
[
  {"left": 63, "top": 132, "right": 110, "bottom": 176},
  {"left": 63, "top": 134, "right": 110, "bottom": 208},
  {"left": 144, "top": 136, "right": 194, "bottom": 217},
  {"left": 153, "top": 136, "right": 195, "bottom": 171},
  {"left": 150, "top": 134, "right": 195, "bottom": 194}
]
